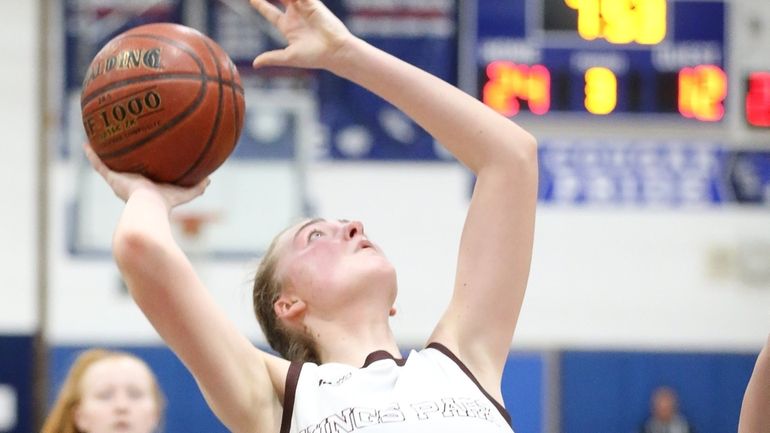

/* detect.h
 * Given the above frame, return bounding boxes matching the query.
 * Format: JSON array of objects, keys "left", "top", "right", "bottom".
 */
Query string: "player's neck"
[{"left": 311, "top": 316, "right": 399, "bottom": 367}]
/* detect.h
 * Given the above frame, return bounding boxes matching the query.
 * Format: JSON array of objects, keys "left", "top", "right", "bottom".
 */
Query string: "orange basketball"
[{"left": 81, "top": 23, "right": 245, "bottom": 186}]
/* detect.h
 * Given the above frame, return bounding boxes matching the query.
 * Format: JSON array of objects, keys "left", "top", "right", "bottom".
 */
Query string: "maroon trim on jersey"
[
  {"left": 279, "top": 361, "right": 303, "bottom": 433},
  {"left": 426, "top": 342, "right": 513, "bottom": 426},
  {"left": 361, "top": 350, "right": 407, "bottom": 367}
]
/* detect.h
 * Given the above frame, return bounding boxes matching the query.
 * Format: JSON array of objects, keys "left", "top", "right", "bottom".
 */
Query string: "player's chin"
[
  {"left": 371, "top": 259, "right": 397, "bottom": 282},
  {"left": 363, "top": 251, "right": 393, "bottom": 266},
  {"left": 350, "top": 254, "right": 395, "bottom": 276}
]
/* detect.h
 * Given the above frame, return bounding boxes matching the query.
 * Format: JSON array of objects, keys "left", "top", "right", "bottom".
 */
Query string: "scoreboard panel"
[
  {"left": 57, "top": 0, "right": 768, "bottom": 166},
  {"left": 475, "top": 0, "right": 755, "bottom": 126}
]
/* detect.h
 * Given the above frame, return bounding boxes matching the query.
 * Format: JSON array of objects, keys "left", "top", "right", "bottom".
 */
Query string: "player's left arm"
[
  {"left": 329, "top": 22, "right": 538, "bottom": 399},
  {"left": 738, "top": 334, "right": 770, "bottom": 433},
  {"left": 248, "top": 0, "right": 538, "bottom": 400},
  {"left": 332, "top": 42, "right": 538, "bottom": 392},
  {"left": 428, "top": 140, "right": 537, "bottom": 400}
]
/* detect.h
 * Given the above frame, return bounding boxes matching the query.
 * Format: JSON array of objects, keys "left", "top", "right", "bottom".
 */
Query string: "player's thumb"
[{"left": 252, "top": 49, "right": 292, "bottom": 68}]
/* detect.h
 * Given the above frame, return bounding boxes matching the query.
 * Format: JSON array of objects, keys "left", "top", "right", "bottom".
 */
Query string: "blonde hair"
[
  {"left": 41, "top": 349, "right": 166, "bottom": 433},
  {"left": 253, "top": 227, "right": 320, "bottom": 364}
]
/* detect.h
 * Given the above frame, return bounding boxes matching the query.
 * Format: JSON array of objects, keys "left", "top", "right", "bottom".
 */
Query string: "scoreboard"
[
  {"left": 476, "top": 0, "right": 770, "bottom": 130},
  {"left": 58, "top": 0, "right": 769, "bottom": 164}
]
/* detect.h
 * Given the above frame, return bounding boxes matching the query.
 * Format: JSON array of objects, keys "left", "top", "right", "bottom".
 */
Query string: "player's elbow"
[
  {"left": 512, "top": 132, "right": 538, "bottom": 164},
  {"left": 112, "top": 226, "right": 163, "bottom": 272},
  {"left": 495, "top": 132, "right": 538, "bottom": 174},
  {"left": 760, "top": 334, "right": 770, "bottom": 360}
]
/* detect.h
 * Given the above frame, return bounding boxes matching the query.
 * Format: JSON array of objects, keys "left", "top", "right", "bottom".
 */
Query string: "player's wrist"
[
  {"left": 127, "top": 186, "right": 172, "bottom": 212},
  {"left": 323, "top": 35, "right": 368, "bottom": 77}
]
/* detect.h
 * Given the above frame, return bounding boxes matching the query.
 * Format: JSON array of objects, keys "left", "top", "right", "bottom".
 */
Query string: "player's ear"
[{"left": 274, "top": 295, "right": 306, "bottom": 320}]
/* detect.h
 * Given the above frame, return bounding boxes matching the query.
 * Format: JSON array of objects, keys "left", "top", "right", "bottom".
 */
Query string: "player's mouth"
[
  {"left": 356, "top": 239, "right": 375, "bottom": 252},
  {"left": 112, "top": 420, "right": 132, "bottom": 432}
]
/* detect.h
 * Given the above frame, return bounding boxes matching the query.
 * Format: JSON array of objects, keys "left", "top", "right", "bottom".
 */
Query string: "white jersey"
[{"left": 279, "top": 342, "right": 513, "bottom": 433}]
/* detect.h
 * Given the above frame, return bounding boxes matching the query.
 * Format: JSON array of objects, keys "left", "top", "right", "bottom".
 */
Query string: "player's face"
[
  {"left": 276, "top": 218, "right": 397, "bottom": 315},
  {"left": 75, "top": 357, "right": 160, "bottom": 433}
]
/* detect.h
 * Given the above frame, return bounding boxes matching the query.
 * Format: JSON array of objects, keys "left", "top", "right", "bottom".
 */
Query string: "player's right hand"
[{"left": 84, "top": 142, "right": 209, "bottom": 210}]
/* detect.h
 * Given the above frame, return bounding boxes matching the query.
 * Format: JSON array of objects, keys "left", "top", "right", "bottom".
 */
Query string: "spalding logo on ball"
[{"left": 81, "top": 23, "right": 245, "bottom": 186}]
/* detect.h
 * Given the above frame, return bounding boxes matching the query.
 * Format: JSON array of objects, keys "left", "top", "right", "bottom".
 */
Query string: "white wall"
[
  {"left": 47, "top": 159, "right": 770, "bottom": 351},
  {"left": 0, "top": 1, "right": 39, "bottom": 334},
  {"left": 306, "top": 164, "right": 770, "bottom": 352}
]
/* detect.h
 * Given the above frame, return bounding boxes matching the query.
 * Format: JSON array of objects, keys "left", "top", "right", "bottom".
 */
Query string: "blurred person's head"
[
  {"left": 651, "top": 386, "right": 679, "bottom": 422},
  {"left": 42, "top": 349, "right": 165, "bottom": 433}
]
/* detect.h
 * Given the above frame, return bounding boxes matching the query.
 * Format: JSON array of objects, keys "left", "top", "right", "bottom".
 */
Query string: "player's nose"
[{"left": 343, "top": 220, "right": 364, "bottom": 240}]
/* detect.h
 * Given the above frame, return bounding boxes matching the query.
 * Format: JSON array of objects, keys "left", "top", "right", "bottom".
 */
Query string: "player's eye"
[
  {"left": 95, "top": 389, "right": 114, "bottom": 400},
  {"left": 127, "top": 387, "right": 147, "bottom": 400},
  {"left": 307, "top": 230, "right": 324, "bottom": 243}
]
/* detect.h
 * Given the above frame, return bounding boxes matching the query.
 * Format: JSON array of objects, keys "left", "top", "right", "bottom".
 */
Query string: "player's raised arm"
[
  {"left": 738, "top": 334, "right": 770, "bottom": 433},
  {"left": 84, "top": 145, "right": 289, "bottom": 433},
  {"left": 250, "top": 0, "right": 538, "bottom": 400},
  {"left": 349, "top": 42, "right": 540, "bottom": 401}
]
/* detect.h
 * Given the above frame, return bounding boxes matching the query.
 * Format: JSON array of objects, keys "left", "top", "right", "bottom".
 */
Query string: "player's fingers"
[
  {"left": 168, "top": 178, "right": 209, "bottom": 207},
  {"left": 193, "top": 178, "right": 211, "bottom": 195},
  {"left": 289, "top": 0, "right": 316, "bottom": 14},
  {"left": 83, "top": 143, "right": 111, "bottom": 178},
  {"left": 280, "top": 0, "right": 319, "bottom": 21},
  {"left": 250, "top": 0, "right": 284, "bottom": 25},
  {"left": 252, "top": 49, "right": 292, "bottom": 68},
  {"left": 83, "top": 143, "right": 135, "bottom": 199}
]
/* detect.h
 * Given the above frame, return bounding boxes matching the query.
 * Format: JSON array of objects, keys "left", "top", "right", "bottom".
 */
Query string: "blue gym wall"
[
  {"left": 560, "top": 351, "right": 757, "bottom": 433},
  {"left": 50, "top": 346, "right": 759, "bottom": 433},
  {"left": 50, "top": 347, "right": 549, "bottom": 433},
  {"left": 0, "top": 336, "right": 35, "bottom": 433}
]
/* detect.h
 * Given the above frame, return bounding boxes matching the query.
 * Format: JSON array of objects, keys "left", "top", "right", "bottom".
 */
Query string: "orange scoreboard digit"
[
  {"left": 483, "top": 62, "right": 550, "bottom": 116},
  {"left": 678, "top": 65, "right": 727, "bottom": 122},
  {"left": 478, "top": 0, "right": 728, "bottom": 122}
]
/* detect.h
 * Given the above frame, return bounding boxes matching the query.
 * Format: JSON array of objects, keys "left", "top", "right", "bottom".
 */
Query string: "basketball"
[{"left": 81, "top": 23, "right": 245, "bottom": 186}]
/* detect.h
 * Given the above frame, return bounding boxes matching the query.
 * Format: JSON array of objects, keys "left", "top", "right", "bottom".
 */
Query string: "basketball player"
[
  {"left": 84, "top": 0, "right": 537, "bottom": 431},
  {"left": 738, "top": 334, "right": 770, "bottom": 433}
]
